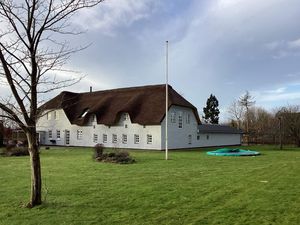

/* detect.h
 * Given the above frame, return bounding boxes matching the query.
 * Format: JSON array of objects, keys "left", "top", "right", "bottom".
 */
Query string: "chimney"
[{"left": 90, "top": 86, "right": 92, "bottom": 93}]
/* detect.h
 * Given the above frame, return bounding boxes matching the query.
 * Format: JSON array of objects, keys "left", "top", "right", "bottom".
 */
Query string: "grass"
[{"left": 0, "top": 145, "right": 300, "bottom": 225}]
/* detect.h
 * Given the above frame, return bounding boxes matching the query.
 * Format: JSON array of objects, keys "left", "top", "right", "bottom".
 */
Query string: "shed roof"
[
  {"left": 40, "top": 84, "right": 201, "bottom": 126},
  {"left": 198, "top": 124, "right": 243, "bottom": 134}
]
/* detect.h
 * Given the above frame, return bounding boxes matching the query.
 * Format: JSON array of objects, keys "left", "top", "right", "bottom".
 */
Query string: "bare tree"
[
  {"left": 227, "top": 100, "right": 244, "bottom": 129},
  {"left": 277, "top": 105, "right": 300, "bottom": 147},
  {"left": 239, "top": 91, "right": 255, "bottom": 144},
  {"left": 0, "top": 0, "right": 104, "bottom": 207}
]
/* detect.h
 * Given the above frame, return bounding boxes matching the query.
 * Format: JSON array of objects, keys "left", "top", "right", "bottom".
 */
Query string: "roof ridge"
[{"left": 76, "top": 84, "right": 172, "bottom": 95}]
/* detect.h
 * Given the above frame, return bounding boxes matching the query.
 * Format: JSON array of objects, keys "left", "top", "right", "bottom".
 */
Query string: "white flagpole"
[{"left": 165, "top": 41, "right": 169, "bottom": 160}]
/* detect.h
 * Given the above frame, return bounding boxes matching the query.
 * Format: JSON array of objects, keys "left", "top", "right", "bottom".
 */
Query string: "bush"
[
  {"left": 3, "top": 146, "right": 29, "bottom": 157},
  {"left": 94, "top": 148, "right": 135, "bottom": 164},
  {"left": 93, "top": 144, "right": 104, "bottom": 159},
  {"left": 1, "top": 140, "right": 29, "bottom": 157}
]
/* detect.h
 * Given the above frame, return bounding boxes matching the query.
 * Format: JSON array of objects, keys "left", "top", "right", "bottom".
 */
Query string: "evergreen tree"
[{"left": 203, "top": 94, "right": 220, "bottom": 124}]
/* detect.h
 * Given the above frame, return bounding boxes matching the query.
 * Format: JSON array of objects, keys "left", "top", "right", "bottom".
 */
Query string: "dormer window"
[
  {"left": 47, "top": 112, "right": 51, "bottom": 120},
  {"left": 80, "top": 108, "right": 89, "bottom": 118},
  {"left": 123, "top": 113, "right": 129, "bottom": 121}
]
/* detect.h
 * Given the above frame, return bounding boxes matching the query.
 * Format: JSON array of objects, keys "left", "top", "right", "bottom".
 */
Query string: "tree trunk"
[{"left": 26, "top": 131, "right": 42, "bottom": 207}]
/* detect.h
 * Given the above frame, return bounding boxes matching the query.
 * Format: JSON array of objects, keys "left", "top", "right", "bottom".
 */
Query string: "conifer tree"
[{"left": 203, "top": 94, "right": 220, "bottom": 124}]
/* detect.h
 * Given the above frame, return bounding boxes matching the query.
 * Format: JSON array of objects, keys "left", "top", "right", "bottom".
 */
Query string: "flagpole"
[{"left": 165, "top": 40, "right": 169, "bottom": 160}]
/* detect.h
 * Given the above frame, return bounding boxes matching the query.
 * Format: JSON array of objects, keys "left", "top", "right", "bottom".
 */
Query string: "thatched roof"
[{"left": 40, "top": 84, "right": 201, "bottom": 126}]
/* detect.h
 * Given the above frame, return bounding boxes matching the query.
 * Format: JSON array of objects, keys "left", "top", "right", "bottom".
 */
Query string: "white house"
[{"left": 37, "top": 84, "right": 242, "bottom": 150}]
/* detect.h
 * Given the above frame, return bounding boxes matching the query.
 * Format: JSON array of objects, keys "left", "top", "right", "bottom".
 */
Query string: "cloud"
[
  {"left": 253, "top": 85, "right": 300, "bottom": 106},
  {"left": 288, "top": 38, "right": 300, "bottom": 49},
  {"left": 73, "top": 0, "right": 162, "bottom": 36}
]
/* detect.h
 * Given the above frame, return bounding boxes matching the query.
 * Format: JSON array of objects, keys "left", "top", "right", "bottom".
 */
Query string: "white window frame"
[
  {"left": 178, "top": 112, "right": 183, "bottom": 128},
  {"left": 77, "top": 130, "right": 83, "bottom": 140},
  {"left": 54, "top": 111, "right": 59, "bottom": 120},
  {"left": 56, "top": 130, "right": 60, "bottom": 139},
  {"left": 147, "top": 134, "right": 153, "bottom": 144},
  {"left": 48, "top": 130, "right": 52, "bottom": 139},
  {"left": 134, "top": 134, "right": 139, "bottom": 144},
  {"left": 93, "top": 134, "right": 98, "bottom": 143},
  {"left": 65, "top": 130, "right": 70, "bottom": 145},
  {"left": 122, "top": 134, "right": 127, "bottom": 144},
  {"left": 80, "top": 109, "right": 89, "bottom": 118},
  {"left": 103, "top": 134, "right": 107, "bottom": 143},
  {"left": 112, "top": 134, "right": 117, "bottom": 143},
  {"left": 47, "top": 112, "right": 51, "bottom": 120},
  {"left": 188, "top": 135, "right": 192, "bottom": 144},
  {"left": 170, "top": 112, "right": 176, "bottom": 123},
  {"left": 186, "top": 113, "right": 190, "bottom": 124}
]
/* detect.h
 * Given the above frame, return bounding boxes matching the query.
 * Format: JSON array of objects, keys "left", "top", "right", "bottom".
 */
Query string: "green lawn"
[{"left": 0, "top": 145, "right": 300, "bottom": 225}]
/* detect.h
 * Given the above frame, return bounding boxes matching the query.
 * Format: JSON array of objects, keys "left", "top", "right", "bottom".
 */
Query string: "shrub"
[
  {"left": 114, "top": 151, "right": 135, "bottom": 164},
  {"left": 2, "top": 140, "right": 29, "bottom": 157},
  {"left": 3, "top": 146, "right": 29, "bottom": 157},
  {"left": 93, "top": 144, "right": 104, "bottom": 159},
  {"left": 94, "top": 148, "right": 135, "bottom": 164}
]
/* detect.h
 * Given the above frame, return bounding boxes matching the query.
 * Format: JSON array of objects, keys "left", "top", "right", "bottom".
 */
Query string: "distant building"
[{"left": 37, "top": 84, "right": 242, "bottom": 149}]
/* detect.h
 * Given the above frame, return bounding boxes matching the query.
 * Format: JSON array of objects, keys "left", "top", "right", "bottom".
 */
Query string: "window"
[
  {"left": 124, "top": 124, "right": 128, "bottom": 128},
  {"left": 206, "top": 135, "right": 209, "bottom": 140},
  {"left": 93, "top": 134, "right": 98, "bottom": 143},
  {"left": 170, "top": 112, "right": 176, "bottom": 123},
  {"left": 134, "top": 134, "right": 140, "bottom": 144},
  {"left": 103, "top": 134, "right": 107, "bottom": 143},
  {"left": 188, "top": 135, "right": 192, "bottom": 144},
  {"left": 56, "top": 130, "right": 60, "bottom": 139},
  {"left": 77, "top": 130, "right": 83, "bottom": 140},
  {"left": 122, "top": 134, "right": 127, "bottom": 144},
  {"left": 178, "top": 112, "right": 183, "bottom": 128},
  {"left": 65, "top": 130, "right": 70, "bottom": 145},
  {"left": 54, "top": 111, "right": 59, "bottom": 120},
  {"left": 80, "top": 109, "right": 89, "bottom": 118},
  {"left": 47, "top": 112, "right": 51, "bottom": 120},
  {"left": 123, "top": 113, "right": 129, "bottom": 121},
  {"left": 197, "top": 135, "right": 200, "bottom": 140},
  {"left": 48, "top": 130, "right": 52, "bottom": 139},
  {"left": 186, "top": 114, "right": 190, "bottom": 124},
  {"left": 147, "top": 134, "right": 153, "bottom": 144},
  {"left": 112, "top": 134, "right": 117, "bottom": 143}
]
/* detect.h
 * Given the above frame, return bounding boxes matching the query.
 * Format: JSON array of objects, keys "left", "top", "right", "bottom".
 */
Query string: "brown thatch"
[{"left": 40, "top": 84, "right": 201, "bottom": 126}]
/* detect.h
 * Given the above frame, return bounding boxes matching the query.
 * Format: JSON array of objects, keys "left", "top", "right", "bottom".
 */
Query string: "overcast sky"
[{"left": 3, "top": 0, "right": 300, "bottom": 122}]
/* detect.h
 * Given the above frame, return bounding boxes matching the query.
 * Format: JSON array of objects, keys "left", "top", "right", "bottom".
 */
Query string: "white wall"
[
  {"left": 161, "top": 105, "right": 199, "bottom": 149},
  {"left": 196, "top": 133, "right": 241, "bottom": 147},
  {"left": 37, "top": 109, "right": 161, "bottom": 150},
  {"left": 37, "top": 108, "right": 241, "bottom": 150}
]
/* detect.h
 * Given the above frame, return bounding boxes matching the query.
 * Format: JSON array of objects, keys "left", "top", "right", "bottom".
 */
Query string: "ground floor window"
[
  {"left": 65, "top": 130, "right": 70, "bottom": 145},
  {"left": 93, "top": 134, "right": 98, "bottom": 143},
  {"left": 122, "top": 134, "right": 127, "bottom": 144},
  {"left": 48, "top": 130, "right": 52, "bottom": 139},
  {"left": 147, "top": 134, "right": 152, "bottom": 144},
  {"left": 197, "top": 135, "right": 200, "bottom": 140},
  {"left": 134, "top": 134, "right": 140, "bottom": 144},
  {"left": 77, "top": 130, "right": 83, "bottom": 140},
  {"left": 112, "top": 134, "right": 117, "bottom": 143},
  {"left": 103, "top": 134, "right": 107, "bottom": 143},
  {"left": 206, "top": 134, "right": 210, "bottom": 140},
  {"left": 188, "top": 135, "right": 192, "bottom": 144},
  {"left": 56, "top": 130, "right": 60, "bottom": 139}
]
